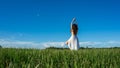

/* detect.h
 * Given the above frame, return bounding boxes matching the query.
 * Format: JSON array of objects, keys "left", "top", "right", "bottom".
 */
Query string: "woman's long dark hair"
[{"left": 71, "top": 24, "right": 78, "bottom": 35}]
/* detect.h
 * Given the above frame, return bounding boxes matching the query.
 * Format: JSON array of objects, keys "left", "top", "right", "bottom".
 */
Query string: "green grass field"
[{"left": 0, "top": 48, "right": 120, "bottom": 68}]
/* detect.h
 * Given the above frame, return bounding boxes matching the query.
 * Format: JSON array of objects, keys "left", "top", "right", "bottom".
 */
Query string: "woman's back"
[{"left": 68, "top": 35, "right": 79, "bottom": 50}]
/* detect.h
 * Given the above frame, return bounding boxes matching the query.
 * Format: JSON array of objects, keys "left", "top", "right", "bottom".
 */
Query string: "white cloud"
[
  {"left": 0, "top": 39, "right": 65, "bottom": 49},
  {"left": 40, "top": 42, "right": 65, "bottom": 48},
  {"left": 80, "top": 41, "right": 120, "bottom": 48},
  {"left": 0, "top": 39, "right": 42, "bottom": 49},
  {"left": 0, "top": 39, "right": 120, "bottom": 49}
]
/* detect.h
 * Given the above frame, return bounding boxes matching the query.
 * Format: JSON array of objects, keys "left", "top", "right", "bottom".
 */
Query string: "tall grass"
[{"left": 0, "top": 48, "right": 120, "bottom": 68}]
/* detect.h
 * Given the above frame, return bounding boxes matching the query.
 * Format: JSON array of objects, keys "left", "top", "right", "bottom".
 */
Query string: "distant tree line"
[
  {"left": 46, "top": 47, "right": 68, "bottom": 50},
  {"left": 46, "top": 46, "right": 120, "bottom": 50},
  {"left": 0, "top": 45, "right": 2, "bottom": 48},
  {"left": 46, "top": 46, "right": 86, "bottom": 50}
]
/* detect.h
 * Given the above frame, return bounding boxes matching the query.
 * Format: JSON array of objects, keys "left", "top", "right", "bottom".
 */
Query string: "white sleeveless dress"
[{"left": 67, "top": 35, "right": 79, "bottom": 50}]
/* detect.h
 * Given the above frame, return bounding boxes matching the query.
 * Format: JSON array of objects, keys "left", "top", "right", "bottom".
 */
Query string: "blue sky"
[{"left": 0, "top": 0, "right": 120, "bottom": 48}]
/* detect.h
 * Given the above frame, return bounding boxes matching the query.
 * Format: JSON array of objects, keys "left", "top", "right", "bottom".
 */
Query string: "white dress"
[{"left": 67, "top": 35, "right": 79, "bottom": 50}]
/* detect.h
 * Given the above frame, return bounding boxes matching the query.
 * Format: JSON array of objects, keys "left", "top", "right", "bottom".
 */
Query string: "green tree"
[{"left": 0, "top": 45, "right": 2, "bottom": 48}]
